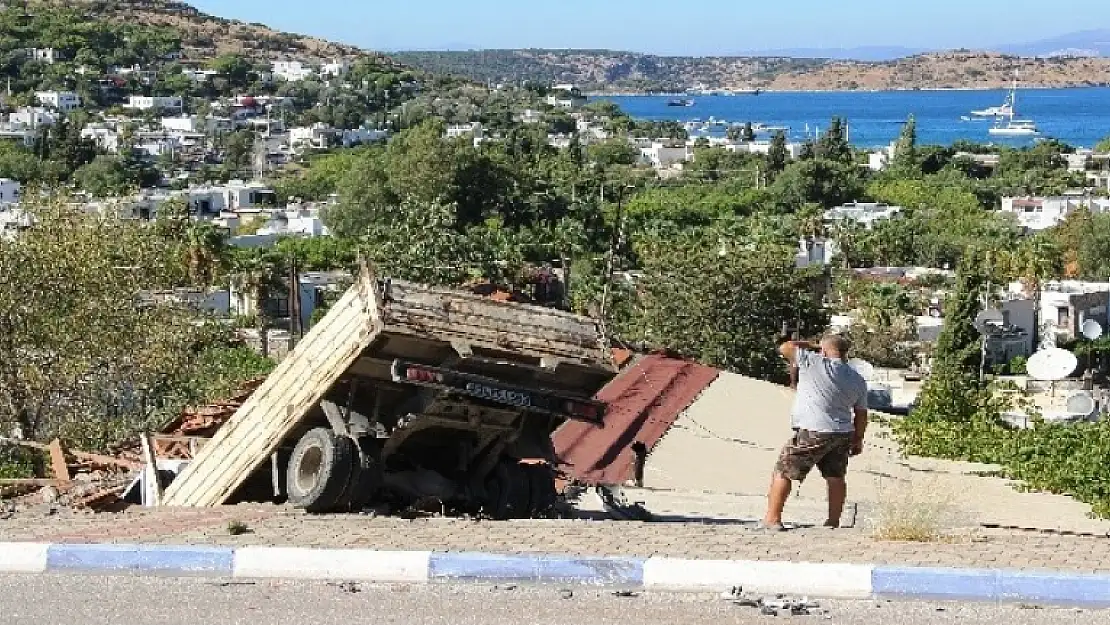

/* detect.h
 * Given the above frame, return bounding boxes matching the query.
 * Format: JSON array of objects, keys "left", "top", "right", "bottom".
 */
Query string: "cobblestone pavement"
[{"left": 5, "top": 503, "right": 1110, "bottom": 574}]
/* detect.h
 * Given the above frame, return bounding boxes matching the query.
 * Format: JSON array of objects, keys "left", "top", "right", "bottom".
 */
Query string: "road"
[{"left": 1, "top": 575, "right": 1106, "bottom": 625}]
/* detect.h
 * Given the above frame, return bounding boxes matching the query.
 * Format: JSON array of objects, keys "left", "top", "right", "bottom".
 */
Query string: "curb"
[{"left": 2, "top": 542, "right": 1109, "bottom": 607}]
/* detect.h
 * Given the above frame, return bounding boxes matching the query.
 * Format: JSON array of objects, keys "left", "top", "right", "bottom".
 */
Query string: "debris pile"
[
  {"left": 720, "top": 587, "right": 824, "bottom": 617},
  {"left": 0, "top": 378, "right": 266, "bottom": 511}
]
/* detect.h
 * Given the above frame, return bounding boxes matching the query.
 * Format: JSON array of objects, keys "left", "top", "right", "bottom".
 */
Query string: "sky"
[{"left": 189, "top": 0, "right": 1109, "bottom": 56}]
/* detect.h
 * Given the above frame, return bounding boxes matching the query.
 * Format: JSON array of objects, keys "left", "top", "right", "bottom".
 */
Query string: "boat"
[
  {"left": 987, "top": 77, "right": 1038, "bottom": 136},
  {"left": 971, "top": 103, "right": 1014, "bottom": 118},
  {"left": 971, "top": 77, "right": 1019, "bottom": 118},
  {"left": 666, "top": 98, "right": 695, "bottom": 107},
  {"left": 989, "top": 119, "right": 1039, "bottom": 136}
]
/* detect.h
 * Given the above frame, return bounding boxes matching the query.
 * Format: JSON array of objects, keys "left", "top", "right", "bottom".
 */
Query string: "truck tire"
[
  {"left": 525, "top": 464, "right": 557, "bottom": 518},
  {"left": 337, "top": 439, "right": 384, "bottom": 512},
  {"left": 483, "top": 461, "right": 531, "bottom": 520},
  {"left": 287, "top": 428, "right": 356, "bottom": 513}
]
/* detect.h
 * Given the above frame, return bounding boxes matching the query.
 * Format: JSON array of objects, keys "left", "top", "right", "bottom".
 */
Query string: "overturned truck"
[{"left": 162, "top": 269, "right": 616, "bottom": 518}]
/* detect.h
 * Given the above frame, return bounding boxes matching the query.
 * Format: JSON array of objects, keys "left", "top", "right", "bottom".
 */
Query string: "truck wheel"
[
  {"left": 337, "top": 439, "right": 384, "bottom": 512},
  {"left": 483, "top": 461, "right": 531, "bottom": 520},
  {"left": 286, "top": 428, "right": 356, "bottom": 513},
  {"left": 525, "top": 464, "right": 557, "bottom": 518}
]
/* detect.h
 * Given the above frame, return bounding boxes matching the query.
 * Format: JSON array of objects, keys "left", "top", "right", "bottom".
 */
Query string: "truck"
[{"left": 162, "top": 269, "right": 617, "bottom": 518}]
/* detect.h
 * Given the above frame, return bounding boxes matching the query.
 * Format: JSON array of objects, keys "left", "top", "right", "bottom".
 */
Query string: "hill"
[
  {"left": 391, "top": 49, "right": 1110, "bottom": 92},
  {"left": 27, "top": 0, "right": 397, "bottom": 66}
]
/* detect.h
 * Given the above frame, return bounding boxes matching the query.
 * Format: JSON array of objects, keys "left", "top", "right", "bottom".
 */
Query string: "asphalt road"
[{"left": 1, "top": 575, "right": 1106, "bottom": 625}]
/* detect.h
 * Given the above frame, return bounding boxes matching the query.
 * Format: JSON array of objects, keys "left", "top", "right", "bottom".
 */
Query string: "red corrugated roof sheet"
[{"left": 552, "top": 354, "right": 719, "bottom": 486}]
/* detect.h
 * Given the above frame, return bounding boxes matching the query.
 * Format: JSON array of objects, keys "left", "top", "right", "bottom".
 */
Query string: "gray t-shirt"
[{"left": 791, "top": 350, "right": 868, "bottom": 433}]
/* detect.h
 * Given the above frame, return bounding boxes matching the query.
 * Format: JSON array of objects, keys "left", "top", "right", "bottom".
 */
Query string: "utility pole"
[{"left": 599, "top": 184, "right": 633, "bottom": 322}]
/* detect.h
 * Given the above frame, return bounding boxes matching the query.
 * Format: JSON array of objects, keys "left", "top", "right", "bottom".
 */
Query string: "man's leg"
[
  {"left": 763, "top": 472, "right": 793, "bottom": 526},
  {"left": 824, "top": 477, "right": 847, "bottom": 528}
]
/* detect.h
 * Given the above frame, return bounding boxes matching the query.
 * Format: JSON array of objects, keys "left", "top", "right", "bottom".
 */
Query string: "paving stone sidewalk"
[{"left": 4, "top": 504, "right": 1110, "bottom": 574}]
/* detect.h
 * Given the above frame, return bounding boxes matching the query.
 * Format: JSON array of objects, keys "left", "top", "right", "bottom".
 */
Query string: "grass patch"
[{"left": 872, "top": 477, "right": 958, "bottom": 543}]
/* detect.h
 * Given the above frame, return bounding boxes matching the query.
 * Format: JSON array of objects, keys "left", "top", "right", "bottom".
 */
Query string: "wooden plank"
[
  {"left": 165, "top": 294, "right": 373, "bottom": 504},
  {"left": 0, "top": 479, "right": 61, "bottom": 486},
  {"left": 47, "top": 439, "right": 71, "bottom": 484},
  {"left": 0, "top": 436, "right": 141, "bottom": 470},
  {"left": 164, "top": 297, "right": 369, "bottom": 505},
  {"left": 381, "top": 321, "right": 607, "bottom": 364},
  {"left": 163, "top": 269, "right": 382, "bottom": 506},
  {"left": 139, "top": 433, "right": 162, "bottom": 506}
]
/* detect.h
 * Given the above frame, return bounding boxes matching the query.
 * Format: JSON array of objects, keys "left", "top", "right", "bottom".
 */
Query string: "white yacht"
[
  {"left": 989, "top": 119, "right": 1039, "bottom": 136},
  {"left": 971, "top": 79, "right": 1018, "bottom": 118},
  {"left": 987, "top": 77, "right": 1038, "bottom": 136}
]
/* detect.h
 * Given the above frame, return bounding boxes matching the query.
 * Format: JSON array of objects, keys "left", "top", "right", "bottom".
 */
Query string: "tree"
[
  {"left": 209, "top": 54, "right": 255, "bottom": 88},
  {"left": 891, "top": 115, "right": 919, "bottom": 174},
  {"left": 586, "top": 138, "right": 638, "bottom": 167},
  {"left": 1097, "top": 135, "right": 1110, "bottom": 154},
  {"left": 767, "top": 130, "right": 789, "bottom": 178},
  {"left": 815, "top": 117, "right": 852, "bottom": 163},
  {"left": 621, "top": 225, "right": 827, "bottom": 381},
  {"left": 0, "top": 203, "right": 229, "bottom": 453},
  {"left": 771, "top": 158, "right": 864, "bottom": 209},
  {"left": 73, "top": 155, "right": 134, "bottom": 197},
  {"left": 1004, "top": 236, "right": 1063, "bottom": 349}
]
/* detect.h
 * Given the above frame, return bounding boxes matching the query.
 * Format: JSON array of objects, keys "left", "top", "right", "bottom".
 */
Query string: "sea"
[{"left": 599, "top": 88, "right": 1110, "bottom": 149}]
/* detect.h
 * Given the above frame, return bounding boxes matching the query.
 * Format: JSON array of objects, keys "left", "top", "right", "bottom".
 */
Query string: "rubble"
[{"left": 0, "top": 378, "right": 266, "bottom": 512}]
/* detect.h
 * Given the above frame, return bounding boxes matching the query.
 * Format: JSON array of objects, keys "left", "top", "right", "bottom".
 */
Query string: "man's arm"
[
  {"left": 778, "top": 340, "right": 818, "bottom": 366},
  {"left": 851, "top": 406, "right": 868, "bottom": 456}
]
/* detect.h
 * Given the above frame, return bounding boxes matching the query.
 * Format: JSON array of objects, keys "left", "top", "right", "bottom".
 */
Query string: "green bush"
[{"left": 1008, "top": 355, "right": 1028, "bottom": 375}]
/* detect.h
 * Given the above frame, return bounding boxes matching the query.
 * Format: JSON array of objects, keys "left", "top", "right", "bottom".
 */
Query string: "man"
[{"left": 761, "top": 334, "right": 869, "bottom": 531}]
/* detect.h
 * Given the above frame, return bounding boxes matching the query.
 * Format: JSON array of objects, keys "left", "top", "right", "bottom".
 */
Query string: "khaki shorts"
[{"left": 774, "top": 429, "right": 852, "bottom": 482}]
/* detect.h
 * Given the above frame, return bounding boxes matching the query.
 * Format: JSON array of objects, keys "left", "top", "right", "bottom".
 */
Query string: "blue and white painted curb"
[{"left": 2, "top": 542, "right": 1109, "bottom": 607}]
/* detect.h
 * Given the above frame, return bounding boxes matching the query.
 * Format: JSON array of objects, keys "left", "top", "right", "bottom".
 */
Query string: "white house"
[
  {"left": 639, "top": 141, "right": 692, "bottom": 169},
  {"left": 183, "top": 69, "right": 220, "bottom": 83},
  {"left": 81, "top": 123, "right": 122, "bottom": 153},
  {"left": 35, "top": 91, "right": 81, "bottom": 112},
  {"left": 272, "top": 60, "right": 315, "bottom": 82},
  {"left": 545, "top": 87, "right": 587, "bottom": 110},
  {"left": 519, "top": 109, "right": 545, "bottom": 125},
  {"left": 446, "top": 122, "right": 483, "bottom": 139},
  {"left": 1000, "top": 196, "right": 1110, "bottom": 231},
  {"left": 127, "top": 96, "right": 184, "bottom": 113},
  {"left": 289, "top": 123, "right": 334, "bottom": 150},
  {"left": 320, "top": 59, "right": 350, "bottom": 77},
  {"left": 795, "top": 237, "right": 837, "bottom": 268},
  {"left": 725, "top": 139, "right": 803, "bottom": 160},
  {"left": 29, "top": 48, "right": 59, "bottom": 64},
  {"left": 339, "top": 127, "right": 389, "bottom": 147},
  {"left": 825, "top": 202, "right": 904, "bottom": 229},
  {"left": 0, "top": 179, "right": 21, "bottom": 205},
  {"left": 8, "top": 107, "right": 56, "bottom": 129}
]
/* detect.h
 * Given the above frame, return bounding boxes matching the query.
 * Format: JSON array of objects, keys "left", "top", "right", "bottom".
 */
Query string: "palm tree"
[
  {"left": 231, "top": 250, "right": 284, "bottom": 357},
  {"left": 185, "top": 221, "right": 228, "bottom": 287}
]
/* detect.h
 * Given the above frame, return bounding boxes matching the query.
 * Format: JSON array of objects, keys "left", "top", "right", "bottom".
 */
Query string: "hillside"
[
  {"left": 29, "top": 0, "right": 397, "bottom": 66},
  {"left": 392, "top": 49, "right": 1110, "bottom": 92}
]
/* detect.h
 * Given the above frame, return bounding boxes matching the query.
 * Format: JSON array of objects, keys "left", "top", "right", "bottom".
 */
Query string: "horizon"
[{"left": 187, "top": 0, "right": 1110, "bottom": 57}]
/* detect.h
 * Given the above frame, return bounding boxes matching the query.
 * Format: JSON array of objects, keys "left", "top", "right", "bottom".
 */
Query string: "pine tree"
[
  {"left": 891, "top": 114, "right": 919, "bottom": 173},
  {"left": 768, "top": 130, "right": 788, "bottom": 177},
  {"left": 741, "top": 121, "right": 755, "bottom": 142},
  {"left": 816, "top": 116, "right": 853, "bottom": 163}
]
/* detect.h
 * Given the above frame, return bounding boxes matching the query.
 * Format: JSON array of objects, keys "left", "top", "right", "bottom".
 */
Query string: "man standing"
[{"left": 761, "top": 335, "right": 869, "bottom": 530}]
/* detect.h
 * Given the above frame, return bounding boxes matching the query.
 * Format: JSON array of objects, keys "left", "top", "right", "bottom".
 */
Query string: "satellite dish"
[
  {"left": 1066, "top": 391, "right": 1097, "bottom": 416},
  {"left": 1082, "top": 319, "right": 1104, "bottom": 341},
  {"left": 849, "top": 358, "right": 876, "bottom": 381},
  {"left": 1026, "top": 348, "right": 1079, "bottom": 381},
  {"left": 974, "top": 310, "right": 1005, "bottom": 334}
]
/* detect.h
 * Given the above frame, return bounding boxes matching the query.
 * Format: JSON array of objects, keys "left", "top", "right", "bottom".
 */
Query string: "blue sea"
[{"left": 599, "top": 88, "right": 1110, "bottom": 149}]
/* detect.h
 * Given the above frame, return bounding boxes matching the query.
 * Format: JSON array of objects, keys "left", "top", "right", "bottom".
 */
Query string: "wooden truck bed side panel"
[
  {"left": 162, "top": 270, "right": 381, "bottom": 507},
  {"left": 382, "top": 281, "right": 613, "bottom": 369}
]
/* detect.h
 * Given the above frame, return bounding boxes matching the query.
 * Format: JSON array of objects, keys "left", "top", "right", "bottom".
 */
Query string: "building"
[
  {"left": 795, "top": 238, "right": 837, "bottom": 268},
  {"left": 339, "top": 126, "right": 389, "bottom": 147},
  {"left": 35, "top": 91, "right": 81, "bottom": 112},
  {"left": 725, "top": 139, "right": 803, "bottom": 160},
  {"left": 29, "top": 48, "right": 59, "bottom": 64},
  {"left": 0, "top": 179, "right": 21, "bottom": 205},
  {"left": 825, "top": 202, "right": 904, "bottom": 229},
  {"left": 80, "top": 123, "right": 121, "bottom": 153},
  {"left": 289, "top": 123, "right": 335, "bottom": 150},
  {"left": 183, "top": 69, "right": 220, "bottom": 83},
  {"left": 1001, "top": 196, "right": 1110, "bottom": 231},
  {"left": 127, "top": 96, "right": 184, "bottom": 113},
  {"left": 545, "top": 86, "right": 587, "bottom": 110},
  {"left": 519, "top": 109, "right": 544, "bottom": 125},
  {"left": 1036, "top": 282, "right": 1110, "bottom": 345},
  {"left": 272, "top": 60, "right": 315, "bottom": 82},
  {"left": 8, "top": 107, "right": 56, "bottom": 129},
  {"left": 320, "top": 59, "right": 350, "bottom": 77},
  {"left": 639, "top": 141, "right": 692, "bottom": 169}
]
